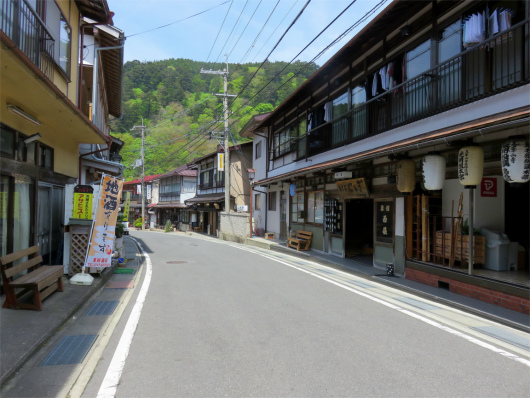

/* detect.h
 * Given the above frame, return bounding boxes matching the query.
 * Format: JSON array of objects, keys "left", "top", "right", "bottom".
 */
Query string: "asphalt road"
[{"left": 74, "top": 231, "right": 529, "bottom": 398}]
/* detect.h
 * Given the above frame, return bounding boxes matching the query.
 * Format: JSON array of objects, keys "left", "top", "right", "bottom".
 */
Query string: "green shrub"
[
  {"left": 134, "top": 218, "right": 143, "bottom": 228},
  {"left": 164, "top": 220, "right": 173, "bottom": 233}
]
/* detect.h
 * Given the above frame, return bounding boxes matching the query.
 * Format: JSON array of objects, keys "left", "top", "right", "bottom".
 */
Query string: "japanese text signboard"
[
  {"left": 72, "top": 185, "right": 94, "bottom": 219},
  {"left": 376, "top": 201, "right": 393, "bottom": 244},
  {"left": 85, "top": 175, "right": 124, "bottom": 268},
  {"left": 122, "top": 191, "right": 131, "bottom": 222},
  {"left": 336, "top": 178, "right": 370, "bottom": 199}
]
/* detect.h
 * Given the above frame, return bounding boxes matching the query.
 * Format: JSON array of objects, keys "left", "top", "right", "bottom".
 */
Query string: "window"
[
  {"left": 438, "top": 20, "right": 462, "bottom": 107},
  {"left": 254, "top": 194, "right": 261, "bottom": 210},
  {"left": 182, "top": 181, "right": 196, "bottom": 193},
  {"left": 406, "top": 40, "right": 432, "bottom": 117},
  {"left": 351, "top": 86, "right": 367, "bottom": 139},
  {"left": 45, "top": 0, "right": 71, "bottom": 75},
  {"left": 0, "top": 125, "right": 15, "bottom": 159},
  {"left": 273, "top": 126, "right": 298, "bottom": 158},
  {"left": 38, "top": 145, "right": 53, "bottom": 169},
  {"left": 291, "top": 192, "right": 304, "bottom": 223},
  {"left": 268, "top": 191, "right": 277, "bottom": 211},
  {"left": 256, "top": 141, "right": 262, "bottom": 159},
  {"left": 307, "top": 191, "right": 324, "bottom": 224},
  {"left": 332, "top": 92, "right": 349, "bottom": 145}
]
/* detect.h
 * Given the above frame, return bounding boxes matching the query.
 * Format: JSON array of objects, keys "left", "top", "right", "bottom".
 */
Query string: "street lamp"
[{"left": 247, "top": 169, "right": 256, "bottom": 238}]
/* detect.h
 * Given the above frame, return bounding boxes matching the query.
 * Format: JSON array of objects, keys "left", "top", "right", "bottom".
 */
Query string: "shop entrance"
[
  {"left": 345, "top": 199, "right": 374, "bottom": 262},
  {"left": 505, "top": 182, "right": 529, "bottom": 271}
]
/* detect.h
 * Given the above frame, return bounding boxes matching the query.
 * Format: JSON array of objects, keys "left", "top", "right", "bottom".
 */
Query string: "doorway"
[
  {"left": 37, "top": 185, "right": 64, "bottom": 265},
  {"left": 505, "top": 182, "right": 529, "bottom": 271},
  {"left": 280, "top": 190, "right": 287, "bottom": 239},
  {"left": 345, "top": 199, "right": 374, "bottom": 263}
]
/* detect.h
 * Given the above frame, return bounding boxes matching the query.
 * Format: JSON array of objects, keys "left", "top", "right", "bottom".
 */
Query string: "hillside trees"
[{"left": 112, "top": 59, "right": 318, "bottom": 180}]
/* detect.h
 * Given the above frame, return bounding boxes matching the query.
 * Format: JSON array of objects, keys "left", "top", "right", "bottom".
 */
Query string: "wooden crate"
[
  {"left": 434, "top": 232, "right": 486, "bottom": 264},
  {"left": 264, "top": 233, "right": 275, "bottom": 239}
]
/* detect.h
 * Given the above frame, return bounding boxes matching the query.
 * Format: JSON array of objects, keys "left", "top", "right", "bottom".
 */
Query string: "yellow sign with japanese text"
[
  {"left": 85, "top": 175, "right": 124, "bottom": 268},
  {"left": 217, "top": 153, "right": 224, "bottom": 171},
  {"left": 336, "top": 178, "right": 370, "bottom": 199},
  {"left": 122, "top": 191, "right": 131, "bottom": 222},
  {"left": 73, "top": 185, "right": 94, "bottom": 219}
]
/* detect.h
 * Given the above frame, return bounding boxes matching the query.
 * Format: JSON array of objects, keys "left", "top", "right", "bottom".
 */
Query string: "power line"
[
  {"left": 214, "top": 0, "right": 249, "bottom": 63},
  {"left": 126, "top": 1, "right": 231, "bottom": 39},
  {"left": 248, "top": 0, "right": 300, "bottom": 63},
  {"left": 206, "top": 0, "right": 234, "bottom": 63},
  {"left": 239, "top": 0, "right": 281, "bottom": 64},
  {"left": 227, "top": 0, "right": 263, "bottom": 61}
]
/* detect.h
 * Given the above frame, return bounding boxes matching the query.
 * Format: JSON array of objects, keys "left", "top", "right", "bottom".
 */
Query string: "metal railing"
[
  {"left": 295, "top": 19, "right": 529, "bottom": 159},
  {"left": 1, "top": 0, "right": 55, "bottom": 81},
  {"left": 199, "top": 179, "right": 225, "bottom": 190}
]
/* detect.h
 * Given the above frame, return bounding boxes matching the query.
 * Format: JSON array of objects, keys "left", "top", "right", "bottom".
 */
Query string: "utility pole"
[
  {"left": 131, "top": 118, "right": 146, "bottom": 230},
  {"left": 201, "top": 55, "right": 236, "bottom": 212}
]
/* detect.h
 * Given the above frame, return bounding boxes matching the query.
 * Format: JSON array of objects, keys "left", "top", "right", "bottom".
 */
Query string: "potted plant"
[{"left": 134, "top": 218, "right": 143, "bottom": 229}]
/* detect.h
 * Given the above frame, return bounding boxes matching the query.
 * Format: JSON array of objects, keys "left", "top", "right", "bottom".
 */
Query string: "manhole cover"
[{"left": 167, "top": 261, "right": 187, "bottom": 264}]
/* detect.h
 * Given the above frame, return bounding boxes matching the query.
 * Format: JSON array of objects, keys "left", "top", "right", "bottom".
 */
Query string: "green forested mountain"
[{"left": 111, "top": 59, "right": 318, "bottom": 180}]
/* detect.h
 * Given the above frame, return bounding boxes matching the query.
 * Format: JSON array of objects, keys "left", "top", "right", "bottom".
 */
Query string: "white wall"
[{"left": 442, "top": 177, "right": 505, "bottom": 233}]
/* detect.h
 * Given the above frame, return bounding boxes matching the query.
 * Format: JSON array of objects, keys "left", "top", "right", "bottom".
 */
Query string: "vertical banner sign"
[
  {"left": 72, "top": 185, "right": 94, "bottom": 219},
  {"left": 376, "top": 201, "right": 394, "bottom": 243},
  {"left": 146, "top": 184, "right": 152, "bottom": 200},
  {"left": 122, "top": 191, "right": 131, "bottom": 222},
  {"left": 85, "top": 175, "right": 124, "bottom": 268},
  {"left": 137, "top": 184, "right": 142, "bottom": 195},
  {"left": 217, "top": 153, "right": 224, "bottom": 171}
]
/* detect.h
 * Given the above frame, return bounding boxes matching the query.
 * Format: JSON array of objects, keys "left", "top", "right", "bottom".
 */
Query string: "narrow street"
[{"left": 2, "top": 231, "right": 529, "bottom": 398}]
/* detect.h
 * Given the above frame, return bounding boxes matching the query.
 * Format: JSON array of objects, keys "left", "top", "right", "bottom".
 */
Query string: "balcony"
[
  {"left": 199, "top": 180, "right": 225, "bottom": 190},
  {"left": 295, "top": 19, "right": 529, "bottom": 159},
  {"left": 1, "top": 0, "right": 55, "bottom": 81}
]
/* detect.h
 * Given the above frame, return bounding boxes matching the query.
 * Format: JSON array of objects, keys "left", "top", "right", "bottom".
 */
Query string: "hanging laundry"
[
  {"left": 386, "top": 62, "right": 394, "bottom": 92},
  {"left": 372, "top": 72, "right": 378, "bottom": 97},
  {"left": 307, "top": 112, "right": 313, "bottom": 132},
  {"left": 324, "top": 101, "right": 333, "bottom": 122},
  {"left": 499, "top": 10, "right": 511, "bottom": 31},
  {"left": 379, "top": 65, "right": 388, "bottom": 91},
  {"left": 489, "top": 9, "right": 499, "bottom": 36}
]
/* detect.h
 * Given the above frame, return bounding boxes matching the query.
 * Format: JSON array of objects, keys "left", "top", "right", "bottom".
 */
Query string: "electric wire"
[
  {"left": 214, "top": 0, "right": 249, "bottom": 63},
  {"left": 238, "top": 0, "right": 281, "bottom": 64},
  {"left": 206, "top": 0, "right": 234, "bottom": 63},
  {"left": 248, "top": 0, "right": 299, "bottom": 63},
  {"left": 227, "top": 0, "right": 263, "bottom": 61}
]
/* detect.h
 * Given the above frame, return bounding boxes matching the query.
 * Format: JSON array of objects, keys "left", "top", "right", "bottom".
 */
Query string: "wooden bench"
[
  {"left": 287, "top": 230, "right": 313, "bottom": 251},
  {"left": 1, "top": 246, "right": 64, "bottom": 311}
]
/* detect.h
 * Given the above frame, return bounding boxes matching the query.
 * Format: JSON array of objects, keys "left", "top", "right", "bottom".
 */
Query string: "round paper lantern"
[
  {"left": 422, "top": 154, "right": 446, "bottom": 190},
  {"left": 396, "top": 159, "right": 416, "bottom": 193},
  {"left": 501, "top": 138, "right": 530, "bottom": 183},
  {"left": 458, "top": 146, "right": 484, "bottom": 187}
]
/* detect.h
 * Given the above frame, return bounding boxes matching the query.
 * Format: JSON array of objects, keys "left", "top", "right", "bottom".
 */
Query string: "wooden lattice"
[{"left": 69, "top": 226, "right": 90, "bottom": 276}]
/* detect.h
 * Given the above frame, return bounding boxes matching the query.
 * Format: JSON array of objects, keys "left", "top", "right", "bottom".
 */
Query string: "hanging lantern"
[
  {"left": 396, "top": 159, "right": 416, "bottom": 193},
  {"left": 458, "top": 146, "right": 484, "bottom": 187},
  {"left": 422, "top": 154, "right": 446, "bottom": 190},
  {"left": 501, "top": 137, "right": 530, "bottom": 184}
]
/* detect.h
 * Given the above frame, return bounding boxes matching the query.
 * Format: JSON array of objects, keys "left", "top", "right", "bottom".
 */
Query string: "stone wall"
[{"left": 219, "top": 211, "right": 250, "bottom": 243}]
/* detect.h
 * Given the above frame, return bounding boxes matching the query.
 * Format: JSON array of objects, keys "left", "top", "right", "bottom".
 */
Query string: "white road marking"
[
  {"left": 96, "top": 240, "right": 153, "bottom": 398},
  {"left": 233, "top": 245, "right": 530, "bottom": 368}
]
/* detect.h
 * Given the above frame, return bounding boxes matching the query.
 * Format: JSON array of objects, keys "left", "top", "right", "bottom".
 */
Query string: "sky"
[{"left": 108, "top": 0, "right": 390, "bottom": 67}]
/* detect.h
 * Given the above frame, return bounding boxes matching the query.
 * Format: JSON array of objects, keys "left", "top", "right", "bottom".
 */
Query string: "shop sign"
[
  {"left": 480, "top": 177, "right": 497, "bottom": 197},
  {"left": 85, "top": 175, "right": 124, "bottom": 268},
  {"left": 290, "top": 184, "right": 296, "bottom": 197},
  {"left": 336, "top": 178, "right": 369, "bottom": 199},
  {"left": 376, "top": 201, "right": 393, "bottom": 244},
  {"left": 122, "top": 191, "right": 131, "bottom": 221},
  {"left": 146, "top": 184, "right": 152, "bottom": 200},
  {"left": 218, "top": 153, "right": 224, "bottom": 171},
  {"left": 72, "top": 185, "right": 94, "bottom": 219}
]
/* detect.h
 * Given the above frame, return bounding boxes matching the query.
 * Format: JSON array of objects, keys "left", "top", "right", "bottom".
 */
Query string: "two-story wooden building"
[
  {"left": 185, "top": 142, "right": 253, "bottom": 236},
  {"left": 1, "top": 0, "right": 124, "bottom": 266},
  {"left": 251, "top": 0, "right": 529, "bottom": 313},
  {"left": 151, "top": 164, "right": 197, "bottom": 230}
]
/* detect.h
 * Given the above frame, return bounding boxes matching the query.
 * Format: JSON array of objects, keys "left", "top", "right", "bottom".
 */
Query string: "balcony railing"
[
  {"left": 199, "top": 180, "right": 225, "bottom": 190},
  {"left": 295, "top": 19, "right": 529, "bottom": 159},
  {"left": 1, "top": 0, "right": 55, "bottom": 81},
  {"left": 160, "top": 191, "right": 180, "bottom": 198}
]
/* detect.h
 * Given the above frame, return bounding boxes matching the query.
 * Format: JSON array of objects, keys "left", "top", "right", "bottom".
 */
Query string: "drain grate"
[
  {"left": 40, "top": 335, "right": 98, "bottom": 366},
  {"left": 396, "top": 297, "right": 440, "bottom": 311},
  {"left": 167, "top": 261, "right": 187, "bottom": 264},
  {"left": 85, "top": 301, "right": 119, "bottom": 316},
  {"left": 471, "top": 326, "right": 530, "bottom": 351}
]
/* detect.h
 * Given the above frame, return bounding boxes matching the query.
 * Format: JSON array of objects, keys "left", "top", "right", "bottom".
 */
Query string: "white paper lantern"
[
  {"left": 458, "top": 146, "right": 484, "bottom": 187},
  {"left": 501, "top": 138, "right": 530, "bottom": 183},
  {"left": 422, "top": 154, "right": 446, "bottom": 190},
  {"left": 396, "top": 159, "right": 416, "bottom": 193}
]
